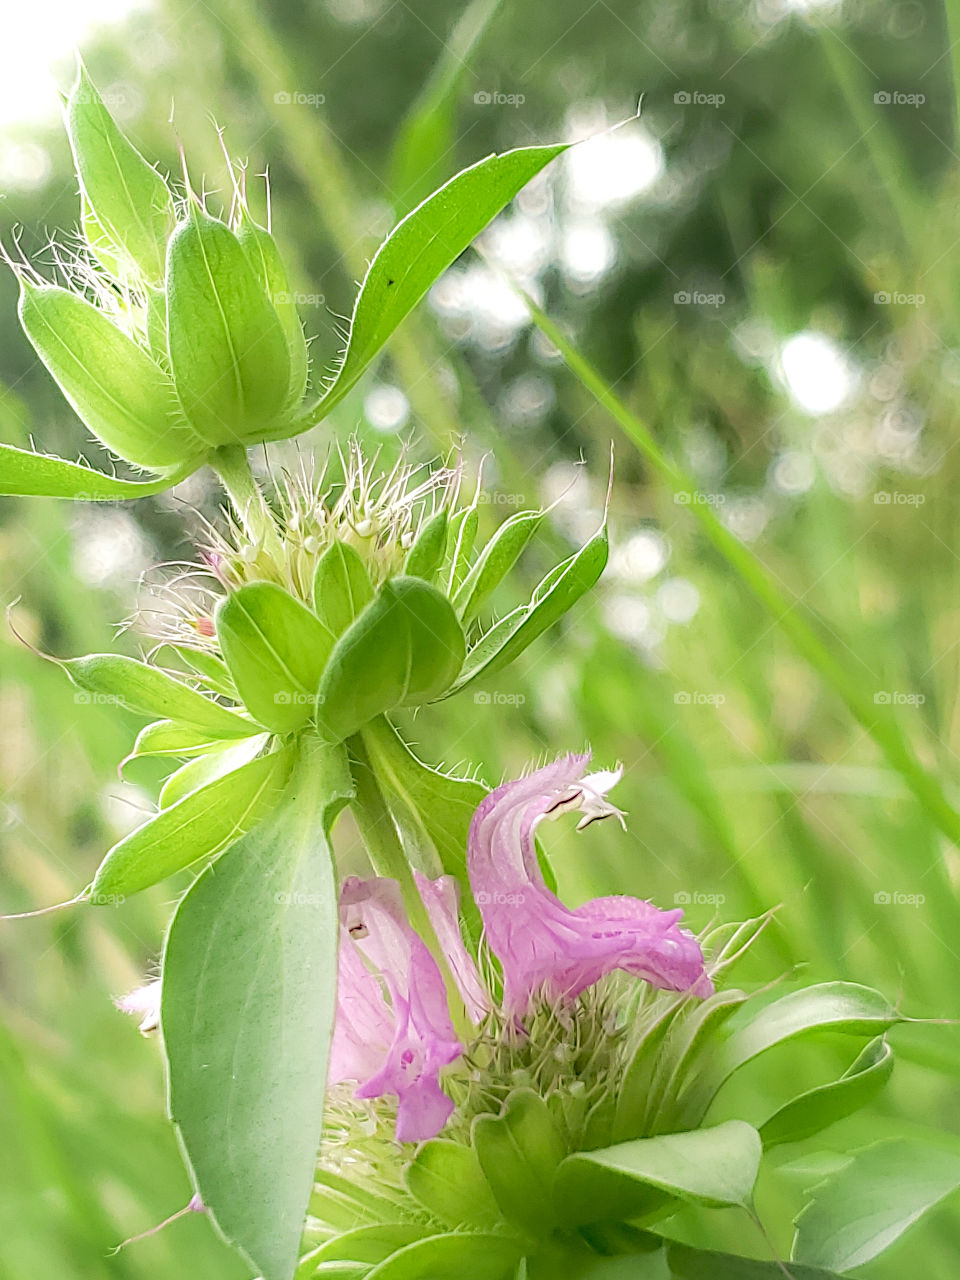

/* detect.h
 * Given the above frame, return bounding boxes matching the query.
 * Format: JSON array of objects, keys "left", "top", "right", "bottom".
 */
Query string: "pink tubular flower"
[
  {"left": 468, "top": 754, "right": 713, "bottom": 1014},
  {"left": 329, "top": 877, "right": 464, "bottom": 1143}
]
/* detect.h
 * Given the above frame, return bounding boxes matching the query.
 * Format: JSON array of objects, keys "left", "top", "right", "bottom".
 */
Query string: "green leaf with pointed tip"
[
  {"left": 92, "top": 745, "right": 292, "bottom": 897},
  {"left": 404, "top": 1139, "right": 503, "bottom": 1231},
  {"left": 284, "top": 143, "right": 567, "bottom": 433},
  {"left": 361, "top": 716, "right": 485, "bottom": 892},
  {"left": 473, "top": 1088, "right": 567, "bottom": 1237},
  {"left": 454, "top": 508, "right": 543, "bottom": 621},
  {"left": 0, "top": 442, "right": 185, "bottom": 500},
  {"left": 555, "top": 1121, "right": 762, "bottom": 1227},
  {"left": 403, "top": 510, "right": 448, "bottom": 579},
  {"left": 121, "top": 719, "right": 229, "bottom": 766},
  {"left": 792, "top": 1139, "right": 960, "bottom": 1271},
  {"left": 168, "top": 645, "right": 237, "bottom": 698},
  {"left": 444, "top": 501, "right": 479, "bottom": 595},
  {"left": 67, "top": 66, "right": 175, "bottom": 284},
  {"left": 18, "top": 284, "right": 201, "bottom": 471},
  {"left": 216, "top": 582, "right": 335, "bottom": 734},
  {"left": 365, "top": 1234, "right": 523, "bottom": 1280},
  {"left": 668, "top": 1243, "right": 842, "bottom": 1279},
  {"left": 691, "top": 983, "right": 901, "bottom": 1115},
  {"left": 313, "top": 540, "right": 375, "bottom": 638},
  {"left": 237, "top": 217, "right": 309, "bottom": 407},
  {"left": 316, "top": 578, "right": 465, "bottom": 742},
  {"left": 163, "top": 740, "right": 352, "bottom": 1280},
  {"left": 446, "top": 526, "right": 608, "bottom": 696},
  {"left": 305, "top": 1225, "right": 427, "bottom": 1270},
  {"left": 759, "top": 1037, "right": 894, "bottom": 1148},
  {"left": 63, "top": 653, "right": 257, "bottom": 737},
  {"left": 159, "top": 734, "right": 269, "bottom": 807},
  {"left": 166, "top": 209, "right": 292, "bottom": 446}
]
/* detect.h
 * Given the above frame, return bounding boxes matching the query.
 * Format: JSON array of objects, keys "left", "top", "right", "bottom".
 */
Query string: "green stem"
[
  {"left": 347, "top": 735, "right": 474, "bottom": 1042},
  {"left": 506, "top": 276, "right": 960, "bottom": 850},
  {"left": 209, "top": 444, "right": 283, "bottom": 559}
]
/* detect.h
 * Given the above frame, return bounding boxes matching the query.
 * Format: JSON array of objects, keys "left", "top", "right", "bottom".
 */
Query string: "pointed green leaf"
[
  {"left": 555, "top": 1121, "right": 762, "bottom": 1227},
  {"left": 313, "top": 540, "right": 375, "bottom": 638},
  {"left": 0, "top": 442, "right": 184, "bottom": 500},
  {"left": 122, "top": 718, "right": 231, "bottom": 765},
  {"left": 305, "top": 1225, "right": 427, "bottom": 1269},
  {"left": 365, "top": 1233, "right": 523, "bottom": 1280},
  {"left": 62, "top": 652, "right": 256, "bottom": 737},
  {"left": 18, "top": 284, "right": 201, "bottom": 471},
  {"left": 67, "top": 65, "right": 175, "bottom": 283},
  {"left": 403, "top": 510, "right": 448, "bottom": 580},
  {"left": 162, "top": 741, "right": 352, "bottom": 1280},
  {"left": 404, "top": 1139, "right": 503, "bottom": 1231},
  {"left": 696, "top": 984, "right": 901, "bottom": 1111},
  {"left": 216, "top": 582, "right": 335, "bottom": 733},
  {"left": 166, "top": 208, "right": 292, "bottom": 446},
  {"left": 283, "top": 142, "right": 568, "bottom": 433},
  {"left": 454, "top": 508, "right": 543, "bottom": 622},
  {"left": 92, "top": 745, "right": 292, "bottom": 897},
  {"left": 159, "top": 734, "right": 269, "bottom": 807},
  {"left": 759, "top": 1037, "right": 894, "bottom": 1148},
  {"left": 447, "top": 527, "right": 608, "bottom": 696},
  {"left": 472, "top": 1088, "right": 567, "bottom": 1237},
  {"left": 237, "top": 216, "right": 309, "bottom": 407},
  {"left": 317, "top": 578, "right": 465, "bottom": 742},
  {"left": 793, "top": 1139, "right": 960, "bottom": 1271}
]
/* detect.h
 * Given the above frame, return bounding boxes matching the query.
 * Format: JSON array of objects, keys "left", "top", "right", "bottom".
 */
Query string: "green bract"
[
  {"left": 165, "top": 208, "right": 294, "bottom": 446},
  {"left": 1, "top": 69, "right": 570, "bottom": 500},
  {"left": 68, "top": 65, "right": 175, "bottom": 284}
]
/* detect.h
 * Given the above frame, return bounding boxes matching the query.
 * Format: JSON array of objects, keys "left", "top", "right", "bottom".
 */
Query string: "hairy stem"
[{"left": 209, "top": 445, "right": 283, "bottom": 559}]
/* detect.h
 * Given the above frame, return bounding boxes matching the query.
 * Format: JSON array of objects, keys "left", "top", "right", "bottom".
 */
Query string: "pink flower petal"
[
  {"left": 468, "top": 754, "right": 712, "bottom": 1012},
  {"left": 332, "top": 877, "right": 463, "bottom": 1143}
]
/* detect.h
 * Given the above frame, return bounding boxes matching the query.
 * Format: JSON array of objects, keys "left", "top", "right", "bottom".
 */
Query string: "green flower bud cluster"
[
  {"left": 53, "top": 449, "right": 606, "bottom": 905},
  {"left": 13, "top": 67, "right": 308, "bottom": 475}
]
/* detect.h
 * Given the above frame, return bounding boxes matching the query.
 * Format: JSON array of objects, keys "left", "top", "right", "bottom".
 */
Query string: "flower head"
[
  {"left": 330, "top": 877, "right": 464, "bottom": 1143},
  {"left": 468, "top": 754, "right": 712, "bottom": 1013}
]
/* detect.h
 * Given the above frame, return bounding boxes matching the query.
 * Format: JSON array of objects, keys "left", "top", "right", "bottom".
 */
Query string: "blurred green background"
[{"left": 2, "top": 0, "right": 960, "bottom": 1274}]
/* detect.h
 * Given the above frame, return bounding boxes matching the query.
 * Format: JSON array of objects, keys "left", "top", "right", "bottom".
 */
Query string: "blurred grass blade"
[
  {"left": 514, "top": 284, "right": 960, "bottom": 849},
  {"left": 389, "top": 0, "right": 504, "bottom": 215}
]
